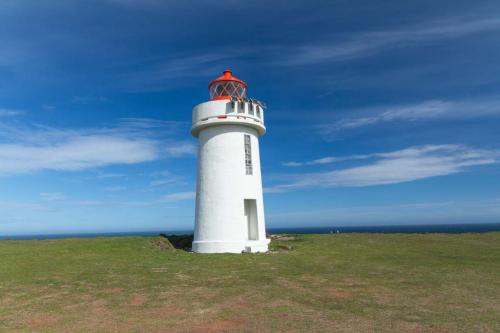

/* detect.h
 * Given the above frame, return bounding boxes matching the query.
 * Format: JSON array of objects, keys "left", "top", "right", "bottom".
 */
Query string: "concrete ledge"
[
  {"left": 192, "top": 239, "right": 270, "bottom": 253},
  {"left": 191, "top": 116, "right": 266, "bottom": 137}
]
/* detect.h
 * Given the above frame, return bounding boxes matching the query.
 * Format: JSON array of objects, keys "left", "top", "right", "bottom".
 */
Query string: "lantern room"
[{"left": 208, "top": 70, "right": 247, "bottom": 100}]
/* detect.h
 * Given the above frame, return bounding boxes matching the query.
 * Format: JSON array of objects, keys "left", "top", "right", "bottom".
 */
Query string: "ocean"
[{"left": 2, "top": 223, "right": 500, "bottom": 240}]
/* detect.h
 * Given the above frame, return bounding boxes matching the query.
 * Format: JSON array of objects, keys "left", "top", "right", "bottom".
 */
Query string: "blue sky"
[{"left": 1, "top": 0, "right": 500, "bottom": 235}]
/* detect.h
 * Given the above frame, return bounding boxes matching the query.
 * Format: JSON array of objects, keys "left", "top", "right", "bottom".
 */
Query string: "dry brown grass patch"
[
  {"left": 27, "top": 314, "right": 60, "bottom": 329},
  {"left": 102, "top": 287, "right": 123, "bottom": 294},
  {"left": 127, "top": 295, "right": 147, "bottom": 306},
  {"left": 185, "top": 318, "right": 249, "bottom": 333},
  {"left": 326, "top": 288, "right": 353, "bottom": 299}
]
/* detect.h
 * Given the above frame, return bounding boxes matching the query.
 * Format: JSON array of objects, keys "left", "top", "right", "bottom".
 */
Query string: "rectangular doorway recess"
[{"left": 244, "top": 199, "right": 258, "bottom": 241}]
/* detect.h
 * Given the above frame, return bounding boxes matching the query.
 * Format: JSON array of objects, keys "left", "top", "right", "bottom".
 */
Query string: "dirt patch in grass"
[
  {"left": 218, "top": 296, "right": 254, "bottom": 310},
  {"left": 27, "top": 314, "right": 60, "bottom": 328},
  {"left": 146, "top": 304, "right": 184, "bottom": 317},
  {"left": 231, "top": 299, "right": 253, "bottom": 310},
  {"left": 127, "top": 295, "right": 147, "bottom": 306},
  {"left": 102, "top": 287, "right": 123, "bottom": 294},
  {"left": 395, "top": 322, "right": 456, "bottom": 333},
  {"left": 186, "top": 318, "right": 249, "bottom": 333},
  {"left": 276, "top": 277, "right": 309, "bottom": 293},
  {"left": 0, "top": 296, "right": 14, "bottom": 306},
  {"left": 268, "top": 299, "right": 295, "bottom": 308},
  {"left": 327, "top": 288, "right": 353, "bottom": 299},
  {"left": 90, "top": 299, "right": 108, "bottom": 315}
]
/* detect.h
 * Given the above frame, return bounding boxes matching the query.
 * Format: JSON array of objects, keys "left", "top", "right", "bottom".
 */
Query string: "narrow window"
[
  {"left": 256, "top": 106, "right": 261, "bottom": 118},
  {"left": 244, "top": 134, "right": 253, "bottom": 175}
]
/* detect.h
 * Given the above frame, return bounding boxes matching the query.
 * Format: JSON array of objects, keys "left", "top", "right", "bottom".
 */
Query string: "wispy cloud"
[
  {"left": 266, "top": 198, "right": 500, "bottom": 226},
  {"left": 284, "top": 16, "right": 500, "bottom": 65},
  {"left": 119, "top": 15, "right": 500, "bottom": 90},
  {"left": 71, "top": 96, "right": 110, "bottom": 104},
  {"left": 40, "top": 192, "right": 65, "bottom": 201},
  {"left": 0, "top": 117, "right": 189, "bottom": 176},
  {"left": 96, "top": 172, "right": 126, "bottom": 179},
  {"left": 0, "top": 201, "right": 46, "bottom": 210},
  {"left": 269, "top": 145, "right": 500, "bottom": 192},
  {"left": 149, "top": 178, "right": 183, "bottom": 187},
  {"left": 103, "top": 186, "right": 126, "bottom": 192},
  {"left": 0, "top": 108, "right": 24, "bottom": 117},
  {"left": 284, "top": 154, "right": 371, "bottom": 167},
  {"left": 320, "top": 97, "right": 500, "bottom": 136},
  {"left": 159, "top": 191, "right": 195, "bottom": 203},
  {"left": 165, "top": 141, "right": 197, "bottom": 157},
  {"left": 0, "top": 135, "right": 157, "bottom": 175},
  {"left": 146, "top": 170, "right": 186, "bottom": 188},
  {"left": 41, "top": 105, "right": 55, "bottom": 111},
  {"left": 121, "top": 52, "right": 247, "bottom": 90},
  {"left": 118, "top": 118, "right": 186, "bottom": 130}
]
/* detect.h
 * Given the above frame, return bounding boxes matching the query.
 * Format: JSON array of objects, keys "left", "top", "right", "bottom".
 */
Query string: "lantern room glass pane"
[
  {"left": 237, "top": 86, "right": 244, "bottom": 96},
  {"left": 210, "top": 80, "right": 246, "bottom": 99}
]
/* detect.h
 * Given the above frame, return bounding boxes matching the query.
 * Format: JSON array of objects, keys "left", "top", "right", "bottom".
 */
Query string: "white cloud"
[
  {"left": 284, "top": 16, "right": 500, "bottom": 65},
  {"left": 320, "top": 97, "right": 500, "bottom": 136},
  {"left": 159, "top": 191, "right": 195, "bottom": 203},
  {"left": 269, "top": 144, "right": 500, "bottom": 192},
  {"left": 0, "top": 118, "right": 189, "bottom": 176},
  {"left": 165, "top": 141, "right": 196, "bottom": 157},
  {"left": 282, "top": 161, "right": 305, "bottom": 167},
  {"left": 0, "top": 135, "right": 157, "bottom": 175}
]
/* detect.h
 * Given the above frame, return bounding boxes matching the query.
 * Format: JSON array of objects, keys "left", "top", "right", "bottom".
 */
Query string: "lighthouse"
[{"left": 191, "top": 70, "right": 270, "bottom": 253}]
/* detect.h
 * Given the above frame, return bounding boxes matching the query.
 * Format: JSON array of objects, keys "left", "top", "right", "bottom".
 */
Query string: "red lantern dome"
[{"left": 208, "top": 70, "right": 247, "bottom": 100}]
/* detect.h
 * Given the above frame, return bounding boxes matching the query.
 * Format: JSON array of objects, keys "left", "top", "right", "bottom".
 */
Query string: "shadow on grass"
[
  {"left": 154, "top": 233, "right": 302, "bottom": 252},
  {"left": 159, "top": 234, "right": 193, "bottom": 251}
]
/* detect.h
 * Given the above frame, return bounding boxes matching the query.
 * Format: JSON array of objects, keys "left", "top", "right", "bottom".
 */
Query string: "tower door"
[{"left": 244, "top": 199, "right": 258, "bottom": 241}]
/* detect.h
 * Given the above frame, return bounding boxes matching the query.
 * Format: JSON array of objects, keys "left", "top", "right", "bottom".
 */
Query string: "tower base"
[{"left": 192, "top": 239, "right": 270, "bottom": 253}]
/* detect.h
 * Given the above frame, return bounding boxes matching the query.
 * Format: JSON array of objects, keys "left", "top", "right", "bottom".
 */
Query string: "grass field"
[{"left": 1, "top": 233, "right": 500, "bottom": 332}]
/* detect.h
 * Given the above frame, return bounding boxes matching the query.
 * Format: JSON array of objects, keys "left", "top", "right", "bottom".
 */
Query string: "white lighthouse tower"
[{"left": 191, "top": 70, "right": 270, "bottom": 253}]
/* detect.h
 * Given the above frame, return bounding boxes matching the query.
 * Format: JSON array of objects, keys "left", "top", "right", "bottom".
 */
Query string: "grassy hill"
[{"left": 1, "top": 233, "right": 499, "bottom": 332}]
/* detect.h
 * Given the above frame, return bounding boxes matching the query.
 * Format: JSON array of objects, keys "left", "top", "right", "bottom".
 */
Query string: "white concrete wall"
[{"left": 192, "top": 100, "right": 269, "bottom": 253}]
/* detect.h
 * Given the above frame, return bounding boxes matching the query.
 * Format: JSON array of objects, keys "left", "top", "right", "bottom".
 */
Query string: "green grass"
[{"left": 1, "top": 233, "right": 500, "bottom": 332}]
